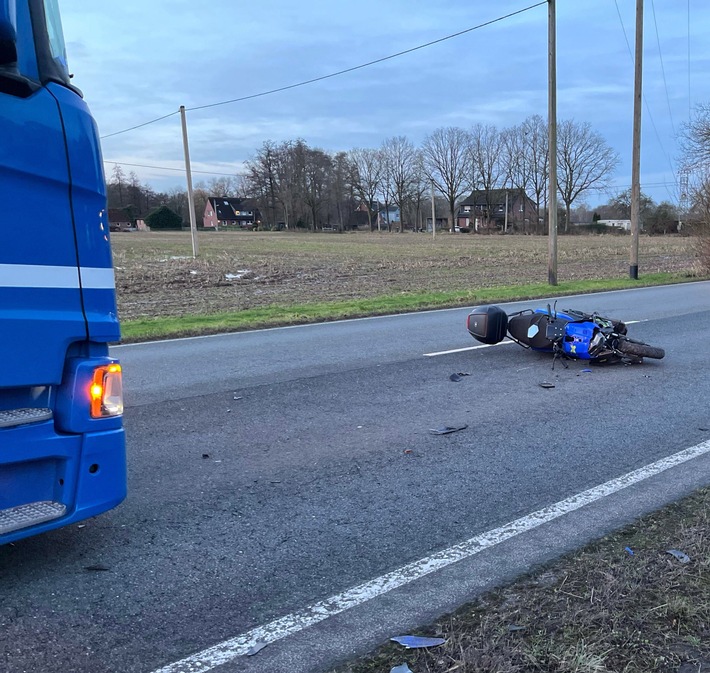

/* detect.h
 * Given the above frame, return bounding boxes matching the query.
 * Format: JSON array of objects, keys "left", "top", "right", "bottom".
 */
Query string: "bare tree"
[
  {"left": 521, "top": 115, "right": 548, "bottom": 233},
  {"left": 470, "top": 123, "right": 506, "bottom": 228},
  {"left": 165, "top": 187, "right": 188, "bottom": 222},
  {"left": 246, "top": 141, "right": 283, "bottom": 228},
  {"left": 607, "top": 188, "right": 655, "bottom": 223},
  {"left": 303, "top": 147, "right": 332, "bottom": 230},
  {"left": 406, "top": 152, "right": 429, "bottom": 233},
  {"left": 680, "top": 104, "right": 710, "bottom": 168},
  {"left": 329, "top": 151, "right": 357, "bottom": 230},
  {"left": 349, "top": 148, "right": 382, "bottom": 231},
  {"left": 381, "top": 136, "right": 417, "bottom": 232},
  {"left": 204, "top": 175, "right": 243, "bottom": 197},
  {"left": 501, "top": 125, "right": 530, "bottom": 232},
  {"left": 109, "top": 164, "right": 126, "bottom": 207},
  {"left": 422, "top": 127, "right": 471, "bottom": 232},
  {"left": 557, "top": 119, "right": 619, "bottom": 232}
]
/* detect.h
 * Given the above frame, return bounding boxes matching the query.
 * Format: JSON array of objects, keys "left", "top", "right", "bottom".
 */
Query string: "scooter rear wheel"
[{"left": 617, "top": 337, "right": 665, "bottom": 360}]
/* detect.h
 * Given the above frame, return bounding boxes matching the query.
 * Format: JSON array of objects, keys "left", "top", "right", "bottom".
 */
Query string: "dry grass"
[
  {"left": 110, "top": 232, "right": 698, "bottom": 321},
  {"left": 334, "top": 488, "right": 710, "bottom": 673}
]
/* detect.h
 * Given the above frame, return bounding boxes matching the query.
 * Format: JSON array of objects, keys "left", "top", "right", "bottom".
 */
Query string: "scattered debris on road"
[
  {"left": 390, "top": 635, "right": 447, "bottom": 649},
  {"left": 245, "top": 642, "right": 268, "bottom": 656},
  {"left": 429, "top": 424, "right": 468, "bottom": 435},
  {"left": 666, "top": 549, "right": 691, "bottom": 564},
  {"left": 84, "top": 564, "right": 110, "bottom": 572},
  {"left": 539, "top": 381, "right": 555, "bottom": 389}
]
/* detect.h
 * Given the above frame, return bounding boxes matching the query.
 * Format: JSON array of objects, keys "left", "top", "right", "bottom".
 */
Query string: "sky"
[{"left": 59, "top": 0, "right": 710, "bottom": 207}]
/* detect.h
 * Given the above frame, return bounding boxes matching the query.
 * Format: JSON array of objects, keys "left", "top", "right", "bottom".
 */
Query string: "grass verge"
[
  {"left": 120, "top": 272, "right": 697, "bottom": 342},
  {"left": 332, "top": 487, "right": 710, "bottom": 673}
]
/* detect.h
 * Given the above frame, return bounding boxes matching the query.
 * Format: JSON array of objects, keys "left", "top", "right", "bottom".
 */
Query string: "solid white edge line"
[{"left": 150, "top": 438, "right": 710, "bottom": 673}]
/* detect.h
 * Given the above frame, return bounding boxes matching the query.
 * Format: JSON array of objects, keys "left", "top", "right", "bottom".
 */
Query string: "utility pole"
[
  {"left": 548, "top": 0, "right": 558, "bottom": 285},
  {"left": 180, "top": 105, "right": 199, "bottom": 258},
  {"left": 630, "top": 0, "right": 643, "bottom": 279},
  {"left": 504, "top": 190, "right": 509, "bottom": 233},
  {"left": 430, "top": 179, "right": 436, "bottom": 240}
]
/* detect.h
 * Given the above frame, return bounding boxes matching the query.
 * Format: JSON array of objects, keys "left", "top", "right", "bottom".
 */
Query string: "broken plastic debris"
[
  {"left": 666, "top": 549, "right": 691, "bottom": 564},
  {"left": 390, "top": 635, "right": 446, "bottom": 649},
  {"left": 225, "top": 270, "right": 251, "bottom": 281},
  {"left": 245, "top": 642, "right": 267, "bottom": 656},
  {"left": 429, "top": 424, "right": 468, "bottom": 435},
  {"left": 390, "top": 665, "right": 413, "bottom": 673},
  {"left": 539, "top": 382, "right": 555, "bottom": 389},
  {"left": 507, "top": 624, "right": 526, "bottom": 632},
  {"left": 449, "top": 373, "right": 462, "bottom": 382},
  {"left": 625, "top": 547, "right": 634, "bottom": 556},
  {"left": 84, "top": 564, "right": 110, "bottom": 572},
  {"left": 582, "top": 368, "right": 592, "bottom": 373}
]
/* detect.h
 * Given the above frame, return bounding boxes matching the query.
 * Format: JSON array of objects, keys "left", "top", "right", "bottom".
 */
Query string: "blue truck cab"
[{"left": 0, "top": 0, "right": 126, "bottom": 543}]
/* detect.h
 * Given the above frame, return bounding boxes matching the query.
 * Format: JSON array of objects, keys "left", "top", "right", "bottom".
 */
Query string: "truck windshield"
[{"left": 41, "top": 0, "right": 70, "bottom": 84}]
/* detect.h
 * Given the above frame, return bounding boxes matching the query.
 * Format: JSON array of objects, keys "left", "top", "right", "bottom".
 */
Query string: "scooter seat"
[{"left": 508, "top": 312, "right": 556, "bottom": 349}]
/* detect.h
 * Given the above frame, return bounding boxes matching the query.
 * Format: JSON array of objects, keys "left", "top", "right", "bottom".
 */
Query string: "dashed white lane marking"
[
  {"left": 424, "top": 320, "right": 644, "bottom": 357},
  {"left": 150, "top": 438, "right": 710, "bottom": 673},
  {"left": 424, "top": 341, "right": 516, "bottom": 357}
]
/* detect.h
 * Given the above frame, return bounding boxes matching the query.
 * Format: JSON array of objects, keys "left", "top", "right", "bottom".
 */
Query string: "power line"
[
  {"left": 650, "top": 0, "right": 675, "bottom": 135},
  {"left": 613, "top": 0, "right": 677, "bottom": 184},
  {"left": 104, "top": 160, "right": 242, "bottom": 178},
  {"left": 688, "top": 0, "right": 692, "bottom": 120},
  {"left": 98, "top": 2, "right": 546, "bottom": 137},
  {"left": 585, "top": 180, "right": 678, "bottom": 192},
  {"left": 187, "top": 2, "right": 545, "bottom": 112},
  {"left": 100, "top": 110, "right": 180, "bottom": 140}
]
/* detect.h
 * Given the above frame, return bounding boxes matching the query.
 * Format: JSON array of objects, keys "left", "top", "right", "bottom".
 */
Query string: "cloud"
[{"left": 59, "top": 0, "right": 710, "bottom": 204}]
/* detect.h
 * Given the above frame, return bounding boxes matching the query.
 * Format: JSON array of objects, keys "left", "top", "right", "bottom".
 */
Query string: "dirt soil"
[{"left": 110, "top": 232, "right": 699, "bottom": 321}]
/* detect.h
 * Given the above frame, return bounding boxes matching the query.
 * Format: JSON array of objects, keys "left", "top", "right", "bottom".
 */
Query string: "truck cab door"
[{"left": 0, "top": 0, "right": 87, "bottom": 387}]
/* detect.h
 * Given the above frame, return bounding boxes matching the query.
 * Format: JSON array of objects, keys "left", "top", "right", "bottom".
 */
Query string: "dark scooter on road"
[{"left": 467, "top": 304, "right": 665, "bottom": 365}]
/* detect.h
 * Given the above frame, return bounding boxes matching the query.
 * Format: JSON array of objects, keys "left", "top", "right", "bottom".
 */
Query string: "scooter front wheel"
[{"left": 617, "top": 337, "right": 665, "bottom": 360}]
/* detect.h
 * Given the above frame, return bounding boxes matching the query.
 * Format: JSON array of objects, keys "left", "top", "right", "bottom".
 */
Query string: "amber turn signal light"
[{"left": 89, "top": 364, "right": 124, "bottom": 418}]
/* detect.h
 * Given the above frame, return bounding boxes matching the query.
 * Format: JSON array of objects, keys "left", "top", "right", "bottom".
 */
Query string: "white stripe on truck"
[{"left": 0, "top": 264, "right": 115, "bottom": 290}]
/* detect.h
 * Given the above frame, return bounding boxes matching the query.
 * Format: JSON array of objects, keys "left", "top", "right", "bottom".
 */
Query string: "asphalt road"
[{"left": 1, "top": 282, "right": 709, "bottom": 673}]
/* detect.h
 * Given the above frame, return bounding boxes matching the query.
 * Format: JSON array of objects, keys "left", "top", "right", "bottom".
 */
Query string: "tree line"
[
  {"left": 107, "top": 105, "right": 710, "bottom": 236},
  {"left": 106, "top": 116, "right": 620, "bottom": 233},
  {"left": 243, "top": 116, "right": 621, "bottom": 233}
]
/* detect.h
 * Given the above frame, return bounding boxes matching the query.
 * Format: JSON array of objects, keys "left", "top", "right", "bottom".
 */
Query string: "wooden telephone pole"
[
  {"left": 630, "top": 0, "right": 643, "bottom": 279},
  {"left": 180, "top": 105, "right": 199, "bottom": 258},
  {"left": 548, "top": 0, "right": 558, "bottom": 286}
]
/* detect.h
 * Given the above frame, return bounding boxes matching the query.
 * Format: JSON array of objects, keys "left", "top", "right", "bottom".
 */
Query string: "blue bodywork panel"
[
  {"left": 532, "top": 308, "right": 597, "bottom": 360},
  {"left": 0, "top": 0, "right": 126, "bottom": 544},
  {"left": 561, "top": 321, "right": 596, "bottom": 359}
]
